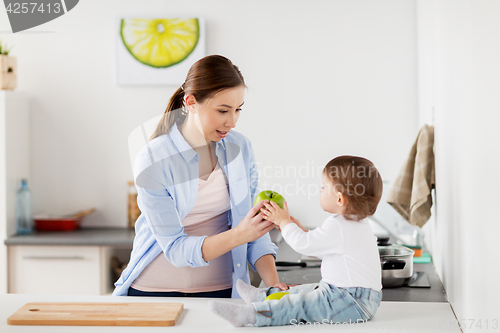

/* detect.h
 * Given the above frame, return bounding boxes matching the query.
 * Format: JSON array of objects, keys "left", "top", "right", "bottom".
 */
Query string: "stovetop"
[{"left": 277, "top": 267, "right": 322, "bottom": 285}]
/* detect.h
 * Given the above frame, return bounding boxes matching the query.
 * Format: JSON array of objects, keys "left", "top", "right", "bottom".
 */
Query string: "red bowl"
[{"left": 34, "top": 217, "right": 82, "bottom": 231}]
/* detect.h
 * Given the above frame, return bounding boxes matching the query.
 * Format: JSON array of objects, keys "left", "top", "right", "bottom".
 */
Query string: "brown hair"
[
  {"left": 323, "top": 155, "right": 383, "bottom": 221},
  {"left": 149, "top": 55, "right": 245, "bottom": 140}
]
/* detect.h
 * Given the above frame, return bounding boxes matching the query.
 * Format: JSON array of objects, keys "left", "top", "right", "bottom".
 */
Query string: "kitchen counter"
[
  {"left": 5, "top": 228, "right": 448, "bottom": 302},
  {"left": 381, "top": 263, "right": 447, "bottom": 302},
  {"left": 0, "top": 293, "right": 460, "bottom": 332},
  {"left": 4, "top": 228, "right": 135, "bottom": 247},
  {"left": 274, "top": 263, "right": 447, "bottom": 303}
]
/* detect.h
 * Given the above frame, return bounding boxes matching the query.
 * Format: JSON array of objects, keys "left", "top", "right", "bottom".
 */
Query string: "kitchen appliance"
[
  {"left": 378, "top": 236, "right": 414, "bottom": 288},
  {"left": 7, "top": 302, "right": 183, "bottom": 327},
  {"left": 278, "top": 267, "right": 322, "bottom": 285},
  {"left": 407, "top": 271, "right": 431, "bottom": 288},
  {"left": 276, "top": 261, "right": 307, "bottom": 267}
]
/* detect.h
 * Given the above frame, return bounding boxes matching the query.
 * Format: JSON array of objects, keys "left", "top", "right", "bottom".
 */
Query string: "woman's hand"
[
  {"left": 233, "top": 200, "right": 275, "bottom": 245},
  {"left": 202, "top": 201, "right": 275, "bottom": 262},
  {"left": 261, "top": 201, "right": 292, "bottom": 229}
]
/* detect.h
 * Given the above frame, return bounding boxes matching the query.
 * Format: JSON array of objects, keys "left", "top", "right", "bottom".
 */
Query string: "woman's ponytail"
[{"left": 149, "top": 87, "right": 187, "bottom": 140}]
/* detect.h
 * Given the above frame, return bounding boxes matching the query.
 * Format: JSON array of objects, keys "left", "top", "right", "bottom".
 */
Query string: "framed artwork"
[{"left": 116, "top": 17, "right": 205, "bottom": 85}]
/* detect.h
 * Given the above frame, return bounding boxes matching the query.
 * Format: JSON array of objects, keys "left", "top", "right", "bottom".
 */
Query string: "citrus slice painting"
[
  {"left": 116, "top": 17, "right": 205, "bottom": 85},
  {"left": 121, "top": 18, "right": 199, "bottom": 68}
]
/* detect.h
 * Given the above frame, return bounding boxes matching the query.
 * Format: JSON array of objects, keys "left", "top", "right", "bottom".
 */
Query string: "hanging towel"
[{"left": 387, "top": 124, "right": 435, "bottom": 228}]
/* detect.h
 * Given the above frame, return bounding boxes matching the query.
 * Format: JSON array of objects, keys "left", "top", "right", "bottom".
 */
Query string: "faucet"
[{"left": 367, "top": 215, "right": 407, "bottom": 245}]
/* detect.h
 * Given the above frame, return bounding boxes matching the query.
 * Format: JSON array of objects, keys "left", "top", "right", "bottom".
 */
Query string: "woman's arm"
[
  {"left": 254, "top": 254, "right": 289, "bottom": 290},
  {"left": 200, "top": 229, "right": 241, "bottom": 262},
  {"left": 201, "top": 200, "right": 275, "bottom": 262},
  {"left": 254, "top": 254, "right": 280, "bottom": 287}
]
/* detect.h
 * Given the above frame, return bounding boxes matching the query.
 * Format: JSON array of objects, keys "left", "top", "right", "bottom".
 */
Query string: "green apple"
[
  {"left": 254, "top": 190, "right": 286, "bottom": 211},
  {"left": 264, "top": 291, "right": 289, "bottom": 301}
]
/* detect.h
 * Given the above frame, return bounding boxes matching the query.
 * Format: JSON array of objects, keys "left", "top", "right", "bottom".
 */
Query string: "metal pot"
[{"left": 377, "top": 236, "right": 414, "bottom": 288}]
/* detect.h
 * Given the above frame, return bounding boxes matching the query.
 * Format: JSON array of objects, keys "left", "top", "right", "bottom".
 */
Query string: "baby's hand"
[
  {"left": 261, "top": 201, "right": 292, "bottom": 229},
  {"left": 290, "top": 216, "right": 308, "bottom": 232},
  {"left": 273, "top": 282, "right": 289, "bottom": 291}
]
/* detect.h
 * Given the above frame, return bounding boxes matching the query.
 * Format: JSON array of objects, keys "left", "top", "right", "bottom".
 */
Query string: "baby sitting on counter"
[{"left": 209, "top": 155, "right": 384, "bottom": 326}]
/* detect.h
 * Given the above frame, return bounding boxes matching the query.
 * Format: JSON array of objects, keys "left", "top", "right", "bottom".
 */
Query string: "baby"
[{"left": 209, "top": 155, "right": 383, "bottom": 327}]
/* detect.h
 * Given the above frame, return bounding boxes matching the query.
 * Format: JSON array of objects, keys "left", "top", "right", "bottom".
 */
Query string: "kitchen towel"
[{"left": 387, "top": 124, "right": 435, "bottom": 228}]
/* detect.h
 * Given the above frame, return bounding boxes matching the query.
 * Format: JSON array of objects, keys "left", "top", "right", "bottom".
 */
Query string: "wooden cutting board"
[{"left": 7, "top": 302, "right": 183, "bottom": 326}]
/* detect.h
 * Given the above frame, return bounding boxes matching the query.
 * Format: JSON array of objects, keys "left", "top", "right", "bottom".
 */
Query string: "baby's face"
[{"left": 320, "top": 173, "right": 344, "bottom": 214}]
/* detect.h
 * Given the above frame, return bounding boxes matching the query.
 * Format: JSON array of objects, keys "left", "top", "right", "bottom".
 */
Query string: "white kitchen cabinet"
[
  {"left": 0, "top": 91, "right": 30, "bottom": 294},
  {"left": 8, "top": 245, "right": 118, "bottom": 295},
  {"left": 5, "top": 228, "right": 134, "bottom": 295}
]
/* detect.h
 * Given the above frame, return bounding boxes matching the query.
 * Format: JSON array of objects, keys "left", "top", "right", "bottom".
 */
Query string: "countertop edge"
[{"left": 4, "top": 227, "right": 135, "bottom": 247}]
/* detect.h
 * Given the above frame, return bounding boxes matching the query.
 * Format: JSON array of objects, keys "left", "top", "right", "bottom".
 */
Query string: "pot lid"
[{"left": 378, "top": 244, "right": 415, "bottom": 257}]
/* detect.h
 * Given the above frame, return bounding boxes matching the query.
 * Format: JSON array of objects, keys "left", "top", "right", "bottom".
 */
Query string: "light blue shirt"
[{"left": 113, "top": 123, "right": 277, "bottom": 297}]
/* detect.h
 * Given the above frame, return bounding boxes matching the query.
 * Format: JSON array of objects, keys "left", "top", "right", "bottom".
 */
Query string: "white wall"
[
  {"left": 0, "top": 0, "right": 418, "bottom": 229},
  {"left": 417, "top": 0, "right": 500, "bottom": 328},
  {"left": 2, "top": 0, "right": 498, "bottom": 322},
  {"left": 0, "top": 92, "right": 31, "bottom": 293}
]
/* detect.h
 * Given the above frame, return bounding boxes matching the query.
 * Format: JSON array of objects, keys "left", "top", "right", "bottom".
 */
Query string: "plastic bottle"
[
  {"left": 410, "top": 225, "right": 424, "bottom": 257},
  {"left": 16, "top": 179, "right": 33, "bottom": 234}
]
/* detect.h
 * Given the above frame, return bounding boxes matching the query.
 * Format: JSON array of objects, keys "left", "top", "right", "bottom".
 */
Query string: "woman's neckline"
[{"left": 199, "top": 162, "right": 220, "bottom": 182}]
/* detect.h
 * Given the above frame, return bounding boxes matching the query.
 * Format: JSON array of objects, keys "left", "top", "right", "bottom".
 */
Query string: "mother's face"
[{"left": 187, "top": 86, "right": 245, "bottom": 142}]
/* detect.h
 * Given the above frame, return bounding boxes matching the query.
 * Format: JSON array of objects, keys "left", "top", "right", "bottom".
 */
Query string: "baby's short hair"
[{"left": 323, "top": 155, "right": 383, "bottom": 221}]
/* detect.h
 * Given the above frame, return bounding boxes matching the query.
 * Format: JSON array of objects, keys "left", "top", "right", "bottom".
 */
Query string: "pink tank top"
[{"left": 131, "top": 162, "right": 233, "bottom": 293}]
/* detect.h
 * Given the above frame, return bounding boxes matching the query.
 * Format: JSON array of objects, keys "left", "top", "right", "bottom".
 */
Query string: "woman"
[{"left": 113, "top": 55, "right": 285, "bottom": 298}]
